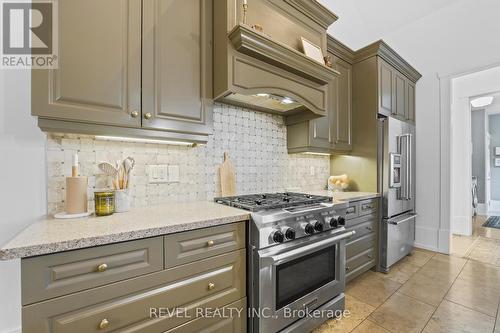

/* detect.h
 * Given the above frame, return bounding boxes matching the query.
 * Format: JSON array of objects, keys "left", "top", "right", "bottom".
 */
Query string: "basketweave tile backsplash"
[{"left": 46, "top": 104, "right": 330, "bottom": 215}]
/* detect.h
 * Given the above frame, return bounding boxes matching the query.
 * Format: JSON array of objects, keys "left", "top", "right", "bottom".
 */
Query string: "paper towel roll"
[{"left": 66, "top": 177, "right": 88, "bottom": 214}]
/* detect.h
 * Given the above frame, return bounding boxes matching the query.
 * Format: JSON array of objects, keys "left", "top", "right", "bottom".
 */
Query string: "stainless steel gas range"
[{"left": 215, "top": 193, "right": 355, "bottom": 333}]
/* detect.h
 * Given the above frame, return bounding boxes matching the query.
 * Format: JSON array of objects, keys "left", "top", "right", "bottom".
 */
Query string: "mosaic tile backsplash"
[{"left": 46, "top": 104, "right": 330, "bottom": 215}]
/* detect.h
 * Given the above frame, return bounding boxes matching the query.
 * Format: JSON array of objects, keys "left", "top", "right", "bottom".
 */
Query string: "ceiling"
[{"left": 318, "top": 0, "right": 461, "bottom": 50}]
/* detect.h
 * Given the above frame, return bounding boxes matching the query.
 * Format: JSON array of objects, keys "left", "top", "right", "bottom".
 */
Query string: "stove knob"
[
  {"left": 338, "top": 216, "right": 346, "bottom": 226},
  {"left": 330, "top": 217, "right": 339, "bottom": 228},
  {"left": 284, "top": 228, "right": 296, "bottom": 240},
  {"left": 272, "top": 230, "right": 285, "bottom": 243},
  {"left": 304, "top": 223, "right": 315, "bottom": 235},
  {"left": 314, "top": 221, "right": 324, "bottom": 232}
]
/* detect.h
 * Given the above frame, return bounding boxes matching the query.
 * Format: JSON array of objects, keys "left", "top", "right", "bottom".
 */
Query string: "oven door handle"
[{"left": 261, "top": 231, "right": 356, "bottom": 265}]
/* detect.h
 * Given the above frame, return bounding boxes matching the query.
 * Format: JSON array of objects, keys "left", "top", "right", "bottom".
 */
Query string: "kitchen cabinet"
[
  {"left": 21, "top": 222, "right": 247, "bottom": 333},
  {"left": 287, "top": 36, "right": 353, "bottom": 153},
  {"left": 33, "top": 0, "right": 213, "bottom": 143}
]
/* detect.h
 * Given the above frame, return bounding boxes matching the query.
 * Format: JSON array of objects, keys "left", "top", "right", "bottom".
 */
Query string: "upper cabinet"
[
  {"left": 287, "top": 36, "right": 353, "bottom": 153},
  {"left": 213, "top": 0, "right": 339, "bottom": 123},
  {"left": 32, "top": 0, "right": 213, "bottom": 143},
  {"left": 356, "top": 41, "right": 421, "bottom": 123}
]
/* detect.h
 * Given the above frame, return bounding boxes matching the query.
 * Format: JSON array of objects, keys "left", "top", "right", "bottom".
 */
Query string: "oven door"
[{"left": 255, "top": 230, "right": 355, "bottom": 333}]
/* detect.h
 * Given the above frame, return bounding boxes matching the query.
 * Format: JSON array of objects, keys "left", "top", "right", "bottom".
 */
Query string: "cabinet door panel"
[
  {"left": 142, "top": 0, "right": 213, "bottom": 135},
  {"left": 32, "top": 0, "right": 141, "bottom": 127},
  {"left": 332, "top": 57, "right": 352, "bottom": 150},
  {"left": 378, "top": 59, "right": 393, "bottom": 116},
  {"left": 393, "top": 71, "right": 406, "bottom": 119},
  {"left": 406, "top": 81, "right": 416, "bottom": 122},
  {"left": 310, "top": 116, "right": 332, "bottom": 149}
]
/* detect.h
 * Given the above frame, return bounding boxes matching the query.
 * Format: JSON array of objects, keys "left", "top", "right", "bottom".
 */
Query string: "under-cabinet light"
[
  {"left": 94, "top": 136, "right": 197, "bottom": 146},
  {"left": 255, "top": 93, "right": 270, "bottom": 98},
  {"left": 301, "top": 152, "right": 331, "bottom": 156},
  {"left": 471, "top": 96, "right": 494, "bottom": 108},
  {"left": 281, "top": 97, "right": 295, "bottom": 105}
]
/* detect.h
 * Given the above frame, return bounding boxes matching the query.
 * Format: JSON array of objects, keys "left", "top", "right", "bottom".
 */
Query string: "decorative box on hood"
[{"left": 214, "top": 0, "right": 339, "bottom": 124}]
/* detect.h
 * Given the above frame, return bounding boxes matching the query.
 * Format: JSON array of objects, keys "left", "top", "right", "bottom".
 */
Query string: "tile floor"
[{"left": 311, "top": 216, "right": 500, "bottom": 333}]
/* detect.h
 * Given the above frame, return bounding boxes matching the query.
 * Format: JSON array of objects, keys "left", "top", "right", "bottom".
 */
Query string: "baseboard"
[
  {"left": 451, "top": 215, "right": 472, "bottom": 236},
  {"left": 414, "top": 242, "right": 439, "bottom": 252},
  {"left": 415, "top": 225, "right": 439, "bottom": 251},
  {"left": 488, "top": 200, "right": 500, "bottom": 214},
  {"left": 1, "top": 327, "right": 21, "bottom": 333},
  {"left": 477, "top": 203, "right": 487, "bottom": 215}
]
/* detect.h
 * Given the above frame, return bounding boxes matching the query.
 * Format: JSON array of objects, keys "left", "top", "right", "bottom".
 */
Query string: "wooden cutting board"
[{"left": 220, "top": 152, "right": 236, "bottom": 196}]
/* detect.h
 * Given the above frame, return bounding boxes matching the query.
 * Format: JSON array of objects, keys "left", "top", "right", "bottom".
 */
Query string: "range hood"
[{"left": 213, "top": 0, "right": 339, "bottom": 124}]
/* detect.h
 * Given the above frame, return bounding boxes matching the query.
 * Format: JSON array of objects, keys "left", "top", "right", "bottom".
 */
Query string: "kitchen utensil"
[
  {"left": 123, "top": 157, "right": 135, "bottom": 189},
  {"left": 220, "top": 152, "right": 236, "bottom": 196},
  {"left": 98, "top": 162, "right": 119, "bottom": 189},
  {"left": 94, "top": 191, "right": 115, "bottom": 216}
]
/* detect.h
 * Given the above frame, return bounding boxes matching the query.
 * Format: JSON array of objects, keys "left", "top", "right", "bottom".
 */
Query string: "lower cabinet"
[
  {"left": 344, "top": 199, "right": 379, "bottom": 282},
  {"left": 21, "top": 223, "right": 246, "bottom": 333}
]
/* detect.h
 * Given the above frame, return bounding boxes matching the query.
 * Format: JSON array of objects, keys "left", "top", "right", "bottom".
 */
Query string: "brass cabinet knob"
[
  {"left": 366, "top": 226, "right": 373, "bottom": 231},
  {"left": 208, "top": 282, "right": 215, "bottom": 290},
  {"left": 207, "top": 240, "right": 215, "bottom": 247},
  {"left": 144, "top": 112, "right": 152, "bottom": 120},
  {"left": 345, "top": 266, "right": 350, "bottom": 272},
  {"left": 130, "top": 110, "right": 139, "bottom": 118},
  {"left": 97, "top": 263, "right": 108, "bottom": 272},
  {"left": 99, "top": 318, "right": 109, "bottom": 330}
]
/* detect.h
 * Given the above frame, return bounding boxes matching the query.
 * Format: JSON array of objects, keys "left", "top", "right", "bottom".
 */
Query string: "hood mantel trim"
[{"left": 228, "top": 24, "right": 339, "bottom": 85}]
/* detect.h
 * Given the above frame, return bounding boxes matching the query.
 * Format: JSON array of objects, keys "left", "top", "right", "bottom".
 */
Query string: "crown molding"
[{"left": 283, "top": 0, "right": 338, "bottom": 29}]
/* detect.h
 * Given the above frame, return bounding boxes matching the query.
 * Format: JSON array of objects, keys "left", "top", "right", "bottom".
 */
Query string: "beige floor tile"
[
  {"left": 417, "top": 254, "right": 467, "bottom": 281},
  {"left": 351, "top": 320, "right": 390, "bottom": 333},
  {"left": 369, "top": 292, "right": 435, "bottom": 333},
  {"left": 311, "top": 295, "right": 375, "bottom": 333},
  {"left": 346, "top": 271, "right": 401, "bottom": 307},
  {"left": 468, "top": 237, "right": 500, "bottom": 267},
  {"left": 423, "top": 300, "right": 495, "bottom": 333},
  {"left": 398, "top": 272, "right": 453, "bottom": 306},
  {"left": 458, "top": 260, "right": 500, "bottom": 292},
  {"left": 405, "top": 248, "right": 435, "bottom": 266},
  {"left": 445, "top": 276, "right": 500, "bottom": 316},
  {"left": 375, "top": 256, "right": 421, "bottom": 284},
  {"left": 451, "top": 234, "right": 477, "bottom": 257},
  {"left": 495, "top": 307, "right": 500, "bottom": 333}
]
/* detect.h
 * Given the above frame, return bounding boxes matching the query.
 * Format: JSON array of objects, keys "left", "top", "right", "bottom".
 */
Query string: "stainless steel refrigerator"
[{"left": 378, "top": 117, "right": 416, "bottom": 272}]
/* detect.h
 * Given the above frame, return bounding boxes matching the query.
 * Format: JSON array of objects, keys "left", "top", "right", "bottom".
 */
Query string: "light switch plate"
[
  {"left": 168, "top": 165, "right": 180, "bottom": 182},
  {"left": 148, "top": 165, "right": 169, "bottom": 183}
]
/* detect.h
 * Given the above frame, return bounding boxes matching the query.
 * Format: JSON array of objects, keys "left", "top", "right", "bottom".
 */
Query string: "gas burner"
[{"left": 215, "top": 192, "right": 332, "bottom": 212}]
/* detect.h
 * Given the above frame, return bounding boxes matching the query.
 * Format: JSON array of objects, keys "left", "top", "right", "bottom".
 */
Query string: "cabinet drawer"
[
  {"left": 22, "top": 237, "right": 163, "bottom": 305},
  {"left": 23, "top": 250, "right": 246, "bottom": 333},
  {"left": 347, "top": 233, "right": 376, "bottom": 258},
  {"left": 346, "top": 248, "right": 375, "bottom": 274},
  {"left": 165, "top": 222, "right": 245, "bottom": 268},
  {"left": 348, "top": 220, "right": 376, "bottom": 242},
  {"left": 166, "top": 298, "right": 247, "bottom": 333},
  {"left": 346, "top": 259, "right": 376, "bottom": 283},
  {"left": 358, "top": 199, "right": 378, "bottom": 216},
  {"left": 345, "top": 212, "right": 378, "bottom": 229},
  {"left": 345, "top": 204, "right": 358, "bottom": 220}
]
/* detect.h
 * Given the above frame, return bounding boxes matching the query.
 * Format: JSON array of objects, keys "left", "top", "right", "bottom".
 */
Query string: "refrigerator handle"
[{"left": 400, "top": 133, "right": 412, "bottom": 201}]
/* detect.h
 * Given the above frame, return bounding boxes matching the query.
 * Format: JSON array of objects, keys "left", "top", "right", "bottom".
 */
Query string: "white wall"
[
  {"left": 319, "top": 0, "right": 500, "bottom": 252},
  {"left": 0, "top": 70, "right": 47, "bottom": 333}
]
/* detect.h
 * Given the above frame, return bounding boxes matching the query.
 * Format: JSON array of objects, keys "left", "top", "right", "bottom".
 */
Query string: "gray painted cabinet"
[
  {"left": 21, "top": 222, "right": 247, "bottom": 333},
  {"left": 32, "top": 0, "right": 213, "bottom": 142}
]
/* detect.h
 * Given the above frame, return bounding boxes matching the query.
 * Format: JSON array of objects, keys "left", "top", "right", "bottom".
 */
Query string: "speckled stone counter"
[{"left": 0, "top": 201, "right": 250, "bottom": 260}]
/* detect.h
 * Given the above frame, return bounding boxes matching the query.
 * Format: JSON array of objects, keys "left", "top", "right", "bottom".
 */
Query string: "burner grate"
[{"left": 215, "top": 192, "right": 331, "bottom": 212}]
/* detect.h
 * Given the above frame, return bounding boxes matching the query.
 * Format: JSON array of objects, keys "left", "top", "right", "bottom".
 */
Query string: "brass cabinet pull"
[
  {"left": 208, "top": 282, "right": 215, "bottom": 290},
  {"left": 97, "top": 263, "right": 108, "bottom": 272},
  {"left": 366, "top": 226, "right": 373, "bottom": 231},
  {"left": 99, "top": 318, "right": 109, "bottom": 330},
  {"left": 144, "top": 112, "right": 152, "bottom": 120},
  {"left": 207, "top": 240, "right": 215, "bottom": 247},
  {"left": 345, "top": 266, "right": 350, "bottom": 272},
  {"left": 130, "top": 110, "right": 139, "bottom": 118}
]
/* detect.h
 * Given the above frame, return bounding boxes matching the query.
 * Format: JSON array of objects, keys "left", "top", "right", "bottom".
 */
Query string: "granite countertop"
[
  {"left": 0, "top": 201, "right": 250, "bottom": 261},
  {"left": 306, "top": 191, "right": 380, "bottom": 202}
]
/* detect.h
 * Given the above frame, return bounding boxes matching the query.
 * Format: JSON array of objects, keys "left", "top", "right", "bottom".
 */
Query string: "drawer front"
[
  {"left": 347, "top": 220, "right": 377, "bottom": 242},
  {"left": 346, "top": 259, "right": 376, "bottom": 283},
  {"left": 345, "top": 213, "right": 378, "bottom": 229},
  {"left": 23, "top": 250, "right": 246, "bottom": 333},
  {"left": 346, "top": 248, "right": 375, "bottom": 274},
  {"left": 345, "top": 204, "right": 358, "bottom": 220},
  {"left": 166, "top": 298, "right": 247, "bottom": 333},
  {"left": 346, "top": 233, "right": 375, "bottom": 259},
  {"left": 165, "top": 222, "right": 245, "bottom": 268},
  {"left": 358, "top": 199, "right": 378, "bottom": 217},
  {"left": 22, "top": 237, "right": 164, "bottom": 305}
]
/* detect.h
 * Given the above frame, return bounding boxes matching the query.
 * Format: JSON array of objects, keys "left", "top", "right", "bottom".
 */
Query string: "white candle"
[
  {"left": 72, "top": 153, "right": 79, "bottom": 177},
  {"left": 72, "top": 153, "right": 78, "bottom": 167}
]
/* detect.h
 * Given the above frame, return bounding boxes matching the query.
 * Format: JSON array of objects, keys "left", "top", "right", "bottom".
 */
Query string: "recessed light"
[
  {"left": 471, "top": 96, "right": 494, "bottom": 108},
  {"left": 255, "top": 93, "right": 270, "bottom": 98},
  {"left": 281, "top": 97, "right": 294, "bottom": 105}
]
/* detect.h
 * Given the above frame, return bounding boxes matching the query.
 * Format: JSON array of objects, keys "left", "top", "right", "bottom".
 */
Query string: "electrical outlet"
[
  {"left": 148, "top": 165, "right": 169, "bottom": 183},
  {"left": 310, "top": 166, "right": 315, "bottom": 176},
  {"left": 168, "top": 165, "right": 180, "bottom": 182}
]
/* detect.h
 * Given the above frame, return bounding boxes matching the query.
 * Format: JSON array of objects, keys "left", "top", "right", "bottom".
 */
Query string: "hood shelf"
[{"left": 228, "top": 24, "right": 339, "bottom": 85}]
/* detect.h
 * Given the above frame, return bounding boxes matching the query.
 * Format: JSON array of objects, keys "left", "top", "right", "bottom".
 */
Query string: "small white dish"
[{"left": 54, "top": 212, "right": 92, "bottom": 219}]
